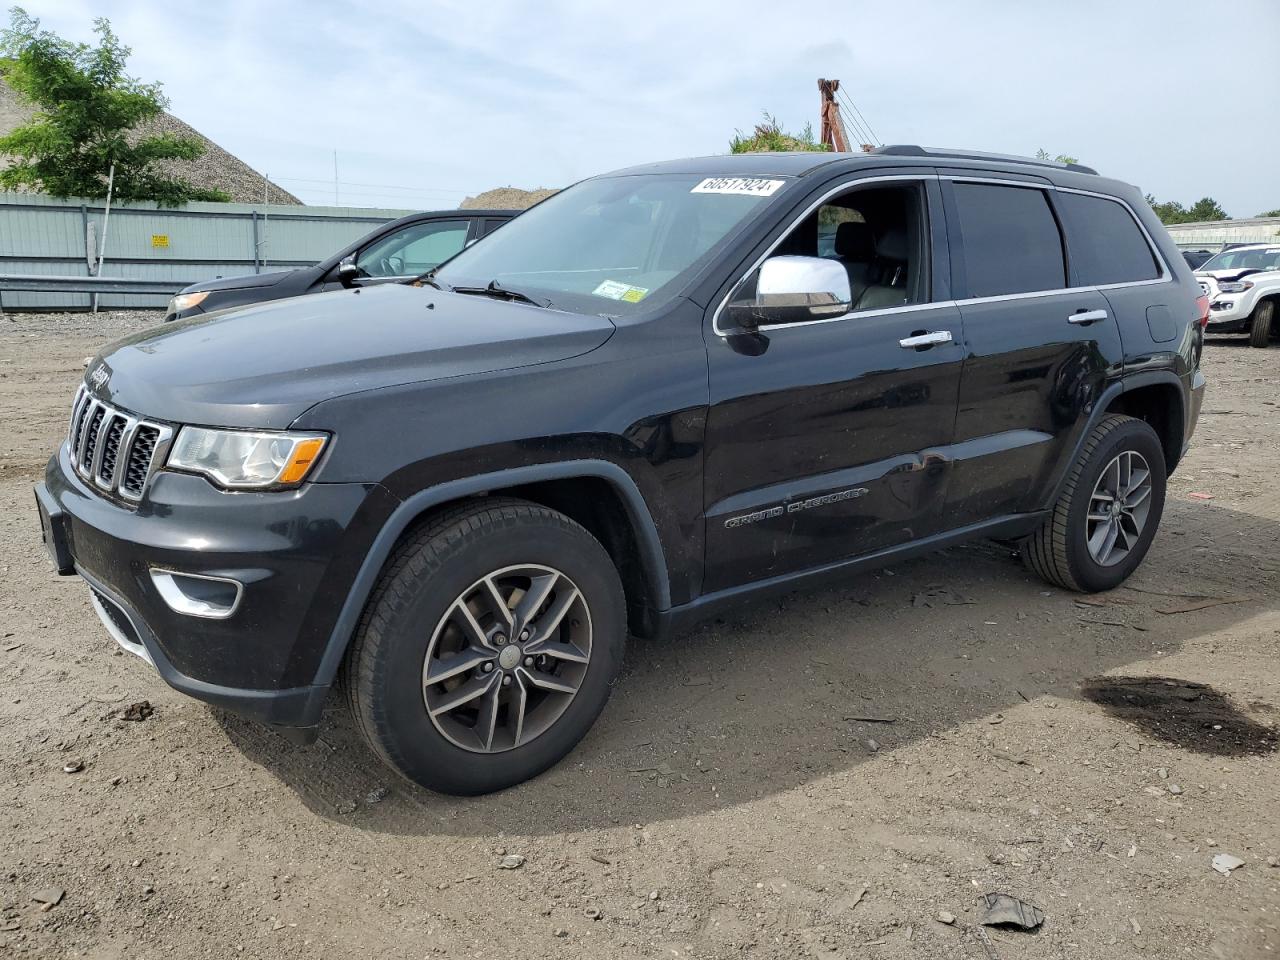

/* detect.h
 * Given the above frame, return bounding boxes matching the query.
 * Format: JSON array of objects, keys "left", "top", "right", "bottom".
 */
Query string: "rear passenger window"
[
  {"left": 952, "top": 184, "right": 1065, "bottom": 297},
  {"left": 1056, "top": 192, "right": 1160, "bottom": 286}
]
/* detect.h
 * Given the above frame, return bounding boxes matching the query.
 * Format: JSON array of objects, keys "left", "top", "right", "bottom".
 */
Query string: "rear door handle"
[
  {"left": 1068, "top": 309, "right": 1108, "bottom": 325},
  {"left": 898, "top": 330, "right": 953, "bottom": 349}
]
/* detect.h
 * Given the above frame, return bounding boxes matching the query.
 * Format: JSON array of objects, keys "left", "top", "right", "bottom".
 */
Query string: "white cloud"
[{"left": 29, "top": 0, "right": 1280, "bottom": 215}]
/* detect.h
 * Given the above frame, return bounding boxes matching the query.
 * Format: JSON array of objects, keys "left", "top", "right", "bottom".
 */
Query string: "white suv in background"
[{"left": 1196, "top": 242, "right": 1280, "bottom": 347}]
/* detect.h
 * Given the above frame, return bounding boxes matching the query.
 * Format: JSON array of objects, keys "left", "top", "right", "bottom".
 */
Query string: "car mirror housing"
[
  {"left": 337, "top": 255, "right": 360, "bottom": 287},
  {"left": 725, "top": 255, "right": 852, "bottom": 330}
]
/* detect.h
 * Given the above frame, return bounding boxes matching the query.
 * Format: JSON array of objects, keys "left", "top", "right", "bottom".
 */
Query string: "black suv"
[
  {"left": 35, "top": 147, "right": 1207, "bottom": 795},
  {"left": 163, "top": 208, "right": 515, "bottom": 322}
]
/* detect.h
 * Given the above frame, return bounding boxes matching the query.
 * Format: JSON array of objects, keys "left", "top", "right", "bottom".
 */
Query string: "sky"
[{"left": 30, "top": 0, "right": 1280, "bottom": 215}]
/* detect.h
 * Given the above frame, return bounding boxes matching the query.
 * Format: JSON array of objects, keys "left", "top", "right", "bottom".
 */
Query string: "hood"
[
  {"left": 183, "top": 269, "right": 300, "bottom": 294},
  {"left": 86, "top": 284, "right": 616, "bottom": 429},
  {"left": 1197, "top": 268, "right": 1258, "bottom": 282}
]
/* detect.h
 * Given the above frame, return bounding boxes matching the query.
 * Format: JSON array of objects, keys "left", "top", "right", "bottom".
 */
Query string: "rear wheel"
[
  {"left": 1249, "top": 299, "right": 1275, "bottom": 348},
  {"left": 1021, "top": 414, "right": 1167, "bottom": 592},
  {"left": 343, "top": 498, "right": 626, "bottom": 795}
]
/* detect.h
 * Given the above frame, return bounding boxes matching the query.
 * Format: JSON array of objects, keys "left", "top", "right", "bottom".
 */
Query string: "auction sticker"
[
  {"left": 691, "top": 177, "right": 786, "bottom": 197},
  {"left": 593, "top": 280, "right": 649, "bottom": 303}
]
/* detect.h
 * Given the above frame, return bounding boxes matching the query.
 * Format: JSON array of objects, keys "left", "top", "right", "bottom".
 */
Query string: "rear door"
[
  {"left": 1053, "top": 188, "right": 1170, "bottom": 349},
  {"left": 939, "top": 176, "right": 1122, "bottom": 526}
]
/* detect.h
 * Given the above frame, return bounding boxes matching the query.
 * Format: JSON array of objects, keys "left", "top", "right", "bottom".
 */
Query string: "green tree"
[
  {"left": 1256, "top": 209, "right": 1280, "bottom": 218},
  {"left": 730, "top": 113, "right": 829, "bottom": 153},
  {"left": 0, "top": 7, "right": 228, "bottom": 204},
  {"left": 1035, "top": 148, "right": 1079, "bottom": 165},
  {"left": 1144, "top": 194, "right": 1229, "bottom": 224}
]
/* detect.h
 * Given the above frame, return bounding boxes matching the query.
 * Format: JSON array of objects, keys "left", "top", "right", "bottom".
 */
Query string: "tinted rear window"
[
  {"left": 953, "top": 183, "right": 1065, "bottom": 297},
  {"left": 1057, "top": 192, "right": 1160, "bottom": 285}
]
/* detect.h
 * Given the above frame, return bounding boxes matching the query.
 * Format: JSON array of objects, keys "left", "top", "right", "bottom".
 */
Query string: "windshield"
[
  {"left": 1200, "top": 246, "right": 1280, "bottom": 273},
  {"left": 434, "top": 173, "right": 788, "bottom": 313}
]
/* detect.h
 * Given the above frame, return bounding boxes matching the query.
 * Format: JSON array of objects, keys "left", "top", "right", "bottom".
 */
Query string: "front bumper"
[
  {"left": 1205, "top": 296, "right": 1253, "bottom": 332},
  {"left": 37, "top": 443, "right": 398, "bottom": 734}
]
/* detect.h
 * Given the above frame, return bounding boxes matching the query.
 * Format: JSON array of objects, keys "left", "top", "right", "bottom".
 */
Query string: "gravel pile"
[
  {"left": 461, "top": 186, "right": 558, "bottom": 210},
  {"left": 0, "top": 81, "right": 299, "bottom": 205}
]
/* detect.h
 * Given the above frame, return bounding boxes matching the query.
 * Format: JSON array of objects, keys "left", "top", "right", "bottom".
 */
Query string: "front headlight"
[
  {"left": 1218, "top": 281, "right": 1253, "bottom": 294},
  {"left": 167, "top": 427, "right": 328, "bottom": 489},
  {"left": 168, "top": 290, "right": 210, "bottom": 314}
]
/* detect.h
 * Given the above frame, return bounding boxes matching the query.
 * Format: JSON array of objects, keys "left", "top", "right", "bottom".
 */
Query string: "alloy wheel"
[
  {"left": 422, "top": 564, "right": 592, "bottom": 753},
  {"left": 1085, "top": 450, "right": 1153, "bottom": 567}
]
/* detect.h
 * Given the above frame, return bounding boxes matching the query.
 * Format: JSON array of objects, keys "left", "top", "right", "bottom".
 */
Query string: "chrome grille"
[{"left": 67, "top": 387, "right": 174, "bottom": 502}]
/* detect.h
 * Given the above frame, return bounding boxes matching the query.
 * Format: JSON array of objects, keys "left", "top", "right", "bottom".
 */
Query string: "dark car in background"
[
  {"left": 163, "top": 209, "right": 515, "bottom": 321},
  {"left": 1181, "top": 249, "right": 1215, "bottom": 270}
]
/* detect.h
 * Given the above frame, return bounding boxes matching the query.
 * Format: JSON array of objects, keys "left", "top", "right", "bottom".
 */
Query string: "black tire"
[
  {"left": 1021, "top": 414, "right": 1167, "bottom": 593},
  {"left": 343, "top": 497, "right": 626, "bottom": 795},
  {"left": 1249, "top": 299, "right": 1275, "bottom": 348}
]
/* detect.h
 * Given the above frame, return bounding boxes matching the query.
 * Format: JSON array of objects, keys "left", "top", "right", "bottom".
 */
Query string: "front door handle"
[
  {"left": 1068, "top": 309, "right": 1108, "bottom": 325},
  {"left": 898, "top": 330, "right": 953, "bottom": 349}
]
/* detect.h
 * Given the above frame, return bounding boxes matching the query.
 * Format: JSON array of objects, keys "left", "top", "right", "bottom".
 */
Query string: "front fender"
[{"left": 308, "top": 458, "right": 673, "bottom": 691}]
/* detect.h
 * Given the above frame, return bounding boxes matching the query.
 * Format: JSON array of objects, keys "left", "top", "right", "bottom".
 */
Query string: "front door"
[
  {"left": 939, "top": 177, "right": 1124, "bottom": 526},
  {"left": 701, "top": 175, "right": 965, "bottom": 593}
]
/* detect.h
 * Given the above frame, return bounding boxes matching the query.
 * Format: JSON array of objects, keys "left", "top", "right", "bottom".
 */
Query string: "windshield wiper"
[
  {"left": 408, "top": 268, "right": 448, "bottom": 290},
  {"left": 451, "top": 279, "right": 552, "bottom": 308}
]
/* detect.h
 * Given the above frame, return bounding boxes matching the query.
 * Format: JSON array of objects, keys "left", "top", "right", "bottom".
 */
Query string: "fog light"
[{"left": 150, "top": 569, "right": 243, "bottom": 619}]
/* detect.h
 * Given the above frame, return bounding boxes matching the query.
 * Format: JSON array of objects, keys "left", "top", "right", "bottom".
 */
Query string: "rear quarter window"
[
  {"left": 952, "top": 183, "right": 1066, "bottom": 298},
  {"left": 1056, "top": 192, "right": 1160, "bottom": 286}
]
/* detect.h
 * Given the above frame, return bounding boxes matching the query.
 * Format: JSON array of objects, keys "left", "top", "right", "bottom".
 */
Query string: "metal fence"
[{"left": 0, "top": 192, "right": 415, "bottom": 311}]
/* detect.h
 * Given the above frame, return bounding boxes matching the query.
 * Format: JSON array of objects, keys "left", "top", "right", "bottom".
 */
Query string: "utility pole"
[
  {"left": 333, "top": 150, "right": 340, "bottom": 206},
  {"left": 817, "top": 79, "right": 850, "bottom": 153}
]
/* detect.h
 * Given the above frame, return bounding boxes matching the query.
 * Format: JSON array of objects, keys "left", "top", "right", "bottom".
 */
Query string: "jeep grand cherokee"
[{"left": 36, "top": 146, "right": 1207, "bottom": 795}]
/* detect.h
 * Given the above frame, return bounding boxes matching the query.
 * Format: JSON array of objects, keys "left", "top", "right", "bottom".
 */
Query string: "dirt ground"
[{"left": 1, "top": 312, "right": 1277, "bottom": 960}]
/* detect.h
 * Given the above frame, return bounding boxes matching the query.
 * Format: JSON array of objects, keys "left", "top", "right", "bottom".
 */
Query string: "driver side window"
[{"left": 357, "top": 219, "right": 470, "bottom": 278}]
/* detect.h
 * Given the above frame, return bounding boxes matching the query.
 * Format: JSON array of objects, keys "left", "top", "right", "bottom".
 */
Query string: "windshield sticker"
[
  {"left": 593, "top": 280, "right": 649, "bottom": 303},
  {"left": 691, "top": 177, "right": 785, "bottom": 197}
]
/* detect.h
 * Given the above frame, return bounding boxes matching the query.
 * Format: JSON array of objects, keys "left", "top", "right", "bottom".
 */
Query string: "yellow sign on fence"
[{"left": 151, "top": 234, "right": 169, "bottom": 248}]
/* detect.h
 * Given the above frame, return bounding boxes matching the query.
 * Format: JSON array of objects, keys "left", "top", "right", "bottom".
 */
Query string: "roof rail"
[{"left": 872, "top": 145, "right": 1099, "bottom": 176}]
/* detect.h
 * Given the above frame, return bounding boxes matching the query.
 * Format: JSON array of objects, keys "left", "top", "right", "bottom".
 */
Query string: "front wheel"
[
  {"left": 1021, "top": 414, "right": 1167, "bottom": 593},
  {"left": 343, "top": 498, "right": 626, "bottom": 795},
  {"left": 1249, "top": 299, "right": 1275, "bottom": 348}
]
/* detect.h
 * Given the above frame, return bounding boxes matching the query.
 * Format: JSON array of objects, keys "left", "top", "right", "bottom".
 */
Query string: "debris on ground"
[
  {"left": 118, "top": 700, "right": 154, "bottom": 722},
  {"left": 364, "top": 786, "right": 389, "bottom": 804},
  {"left": 978, "top": 892, "right": 1045, "bottom": 930},
  {"left": 935, "top": 910, "right": 956, "bottom": 925},
  {"left": 498, "top": 854, "right": 526, "bottom": 870},
  {"left": 1156, "top": 597, "right": 1250, "bottom": 615},
  {"left": 31, "top": 888, "right": 65, "bottom": 909},
  {"left": 1211, "top": 854, "right": 1245, "bottom": 875},
  {"left": 62, "top": 759, "right": 83, "bottom": 774}
]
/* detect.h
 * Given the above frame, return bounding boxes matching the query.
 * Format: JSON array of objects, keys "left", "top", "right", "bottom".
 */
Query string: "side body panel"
[{"left": 938, "top": 174, "right": 1125, "bottom": 525}]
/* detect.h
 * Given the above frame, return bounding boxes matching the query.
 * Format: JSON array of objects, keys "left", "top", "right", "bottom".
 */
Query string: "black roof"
[{"left": 602, "top": 146, "right": 1103, "bottom": 181}]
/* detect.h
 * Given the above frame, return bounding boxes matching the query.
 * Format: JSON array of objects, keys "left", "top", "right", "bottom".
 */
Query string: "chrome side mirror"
[
  {"left": 725, "top": 255, "right": 852, "bottom": 330},
  {"left": 337, "top": 255, "right": 360, "bottom": 287}
]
